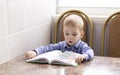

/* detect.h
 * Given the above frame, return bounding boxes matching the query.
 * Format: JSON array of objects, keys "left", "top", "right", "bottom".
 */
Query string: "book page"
[
  {"left": 51, "top": 51, "right": 80, "bottom": 66},
  {"left": 26, "top": 50, "right": 62, "bottom": 63}
]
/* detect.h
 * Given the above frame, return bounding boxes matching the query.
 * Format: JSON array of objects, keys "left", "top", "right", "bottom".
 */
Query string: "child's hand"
[
  {"left": 25, "top": 51, "right": 37, "bottom": 59},
  {"left": 75, "top": 55, "right": 86, "bottom": 64}
]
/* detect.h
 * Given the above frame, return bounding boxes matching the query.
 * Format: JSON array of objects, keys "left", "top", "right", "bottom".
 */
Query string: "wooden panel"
[{"left": 108, "top": 15, "right": 120, "bottom": 57}]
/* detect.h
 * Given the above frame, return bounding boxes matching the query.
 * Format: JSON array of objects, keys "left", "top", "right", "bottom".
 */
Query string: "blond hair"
[{"left": 63, "top": 14, "right": 84, "bottom": 31}]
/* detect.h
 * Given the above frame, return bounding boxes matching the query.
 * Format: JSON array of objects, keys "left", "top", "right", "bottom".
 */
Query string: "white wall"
[
  {"left": 0, "top": 0, "right": 56, "bottom": 64},
  {"left": 58, "top": 0, "right": 120, "bottom": 16},
  {"left": 57, "top": 7, "right": 120, "bottom": 16}
]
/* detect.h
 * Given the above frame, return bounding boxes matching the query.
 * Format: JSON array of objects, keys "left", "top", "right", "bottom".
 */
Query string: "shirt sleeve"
[
  {"left": 34, "top": 43, "right": 61, "bottom": 55},
  {"left": 81, "top": 42, "right": 94, "bottom": 61}
]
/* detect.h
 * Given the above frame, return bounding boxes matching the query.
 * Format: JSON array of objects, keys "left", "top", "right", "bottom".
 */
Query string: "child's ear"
[{"left": 80, "top": 31, "right": 84, "bottom": 38}]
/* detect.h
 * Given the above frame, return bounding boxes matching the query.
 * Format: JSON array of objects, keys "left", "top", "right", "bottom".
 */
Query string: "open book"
[{"left": 26, "top": 50, "right": 81, "bottom": 66}]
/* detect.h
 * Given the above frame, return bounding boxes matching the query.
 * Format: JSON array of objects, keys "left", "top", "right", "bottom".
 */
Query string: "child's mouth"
[{"left": 68, "top": 41, "right": 73, "bottom": 43}]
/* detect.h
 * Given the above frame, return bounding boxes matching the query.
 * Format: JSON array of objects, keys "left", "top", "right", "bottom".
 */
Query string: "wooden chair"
[
  {"left": 54, "top": 10, "right": 93, "bottom": 47},
  {"left": 101, "top": 11, "right": 120, "bottom": 57}
]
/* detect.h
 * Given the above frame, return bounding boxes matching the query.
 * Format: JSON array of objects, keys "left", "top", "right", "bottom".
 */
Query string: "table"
[{"left": 0, "top": 55, "right": 120, "bottom": 75}]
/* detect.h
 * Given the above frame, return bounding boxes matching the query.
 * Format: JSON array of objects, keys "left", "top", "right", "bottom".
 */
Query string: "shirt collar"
[{"left": 64, "top": 40, "right": 81, "bottom": 48}]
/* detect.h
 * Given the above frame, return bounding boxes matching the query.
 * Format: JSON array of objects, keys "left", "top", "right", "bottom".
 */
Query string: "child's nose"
[{"left": 69, "top": 35, "right": 73, "bottom": 38}]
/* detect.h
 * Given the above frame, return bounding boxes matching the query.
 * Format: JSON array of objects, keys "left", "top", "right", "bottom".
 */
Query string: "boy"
[{"left": 25, "top": 14, "right": 94, "bottom": 64}]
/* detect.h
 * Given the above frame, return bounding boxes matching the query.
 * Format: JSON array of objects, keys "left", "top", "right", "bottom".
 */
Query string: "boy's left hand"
[{"left": 75, "top": 55, "right": 86, "bottom": 64}]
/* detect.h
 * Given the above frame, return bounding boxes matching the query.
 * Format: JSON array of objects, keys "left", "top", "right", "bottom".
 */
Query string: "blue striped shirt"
[{"left": 34, "top": 40, "right": 94, "bottom": 61}]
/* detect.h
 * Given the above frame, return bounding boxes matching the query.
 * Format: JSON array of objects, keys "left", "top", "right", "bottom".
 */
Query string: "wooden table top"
[{"left": 0, "top": 55, "right": 120, "bottom": 75}]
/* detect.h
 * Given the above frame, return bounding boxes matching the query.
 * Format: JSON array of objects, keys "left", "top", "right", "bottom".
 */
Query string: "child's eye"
[
  {"left": 65, "top": 33, "right": 69, "bottom": 35},
  {"left": 72, "top": 33, "right": 77, "bottom": 36}
]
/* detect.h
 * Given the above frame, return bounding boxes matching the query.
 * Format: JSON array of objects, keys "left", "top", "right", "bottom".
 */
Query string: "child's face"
[{"left": 63, "top": 25, "right": 84, "bottom": 46}]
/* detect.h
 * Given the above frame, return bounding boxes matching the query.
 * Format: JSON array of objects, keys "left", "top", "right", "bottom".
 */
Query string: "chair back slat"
[{"left": 101, "top": 12, "right": 120, "bottom": 57}]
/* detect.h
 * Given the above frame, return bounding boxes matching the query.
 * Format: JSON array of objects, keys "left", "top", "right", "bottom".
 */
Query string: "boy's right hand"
[{"left": 25, "top": 51, "right": 37, "bottom": 59}]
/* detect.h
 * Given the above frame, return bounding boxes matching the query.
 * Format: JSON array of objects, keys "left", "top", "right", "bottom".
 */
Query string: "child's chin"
[{"left": 68, "top": 43, "right": 74, "bottom": 46}]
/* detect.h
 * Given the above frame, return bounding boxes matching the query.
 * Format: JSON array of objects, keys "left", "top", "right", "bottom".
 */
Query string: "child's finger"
[
  {"left": 75, "top": 58, "right": 81, "bottom": 64},
  {"left": 25, "top": 54, "right": 29, "bottom": 59}
]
